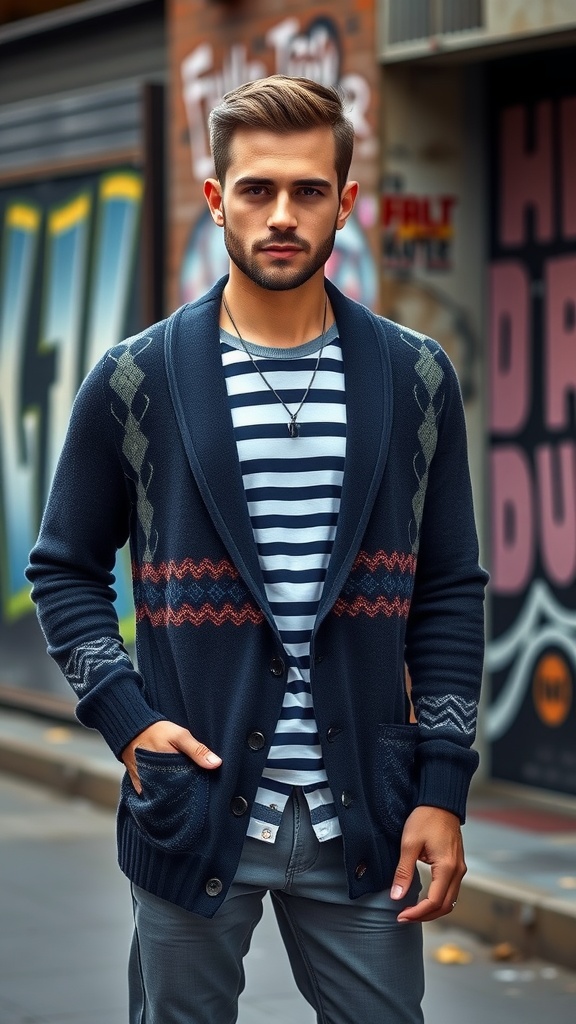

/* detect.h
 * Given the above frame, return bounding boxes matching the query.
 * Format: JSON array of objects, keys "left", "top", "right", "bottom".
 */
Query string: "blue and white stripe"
[{"left": 221, "top": 322, "right": 345, "bottom": 842}]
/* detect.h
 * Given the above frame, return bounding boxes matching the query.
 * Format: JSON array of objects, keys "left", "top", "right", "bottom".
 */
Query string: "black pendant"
[{"left": 288, "top": 420, "right": 299, "bottom": 438}]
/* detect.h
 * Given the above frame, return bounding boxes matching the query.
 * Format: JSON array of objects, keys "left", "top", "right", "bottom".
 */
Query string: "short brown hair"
[{"left": 208, "top": 75, "right": 355, "bottom": 194}]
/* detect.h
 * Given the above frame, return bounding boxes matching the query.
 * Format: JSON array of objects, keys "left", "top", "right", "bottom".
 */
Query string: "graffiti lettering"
[
  {"left": 267, "top": 17, "right": 340, "bottom": 83},
  {"left": 181, "top": 43, "right": 266, "bottom": 179},
  {"left": 490, "top": 257, "right": 576, "bottom": 435},
  {"left": 181, "top": 16, "right": 373, "bottom": 181},
  {"left": 488, "top": 69, "right": 576, "bottom": 790},
  {"left": 340, "top": 73, "right": 372, "bottom": 148},
  {"left": 0, "top": 171, "right": 143, "bottom": 630},
  {"left": 501, "top": 97, "right": 576, "bottom": 245},
  {"left": 490, "top": 446, "right": 534, "bottom": 594},
  {"left": 490, "top": 441, "right": 576, "bottom": 593},
  {"left": 501, "top": 101, "right": 553, "bottom": 245},
  {"left": 0, "top": 204, "right": 42, "bottom": 618},
  {"left": 489, "top": 262, "right": 530, "bottom": 434},
  {"left": 42, "top": 193, "right": 92, "bottom": 485},
  {"left": 382, "top": 193, "right": 457, "bottom": 271},
  {"left": 545, "top": 254, "right": 576, "bottom": 430},
  {"left": 490, "top": 252, "right": 576, "bottom": 594}
]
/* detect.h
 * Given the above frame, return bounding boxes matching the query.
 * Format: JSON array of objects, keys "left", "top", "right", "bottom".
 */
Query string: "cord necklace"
[{"left": 222, "top": 293, "right": 328, "bottom": 438}]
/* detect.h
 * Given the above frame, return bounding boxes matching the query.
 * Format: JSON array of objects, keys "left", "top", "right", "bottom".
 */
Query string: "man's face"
[{"left": 204, "top": 126, "right": 357, "bottom": 291}]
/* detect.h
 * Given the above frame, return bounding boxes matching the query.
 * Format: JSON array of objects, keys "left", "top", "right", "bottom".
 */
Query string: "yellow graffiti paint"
[
  {"left": 6, "top": 205, "right": 40, "bottom": 232},
  {"left": 49, "top": 195, "right": 91, "bottom": 235},
  {"left": 100, "top": 173, "right": 143, "bottom": 202}
]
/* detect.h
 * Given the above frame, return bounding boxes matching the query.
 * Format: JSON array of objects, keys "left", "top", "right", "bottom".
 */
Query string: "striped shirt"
[{"left": 220, "top": 322, "right": 346, "bottom": 843}]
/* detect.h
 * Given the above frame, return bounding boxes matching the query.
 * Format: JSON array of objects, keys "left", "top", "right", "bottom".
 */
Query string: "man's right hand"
[{"left": 121, "top": 721, "right": 222, "bottom": 794}]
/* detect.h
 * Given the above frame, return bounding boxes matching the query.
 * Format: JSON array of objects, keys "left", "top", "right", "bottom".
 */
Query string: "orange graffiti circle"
[{"left": 532, "top": 653, "right": 573, "bottom": 727}]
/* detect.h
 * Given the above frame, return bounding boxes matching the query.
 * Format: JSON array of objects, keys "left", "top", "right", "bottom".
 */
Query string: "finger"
[
  {"left": 128, "top": 766, "right": 142, "bottom": 795},
  {"left": 397, "top": 872, "right": 446, "bottom": 922},
  {"left": 121, "top": 756, "right": 142, "bottom": 794},
  {"left": 390, "top": 851, "right": 418, "bottom": 901},
  {"left": 397, "top": 864, "right": 463, "bottom": 922},
  {"left": 127, "top": 721, "right": 223, "bottom": 770},
  {"left": 397, "top": 882, "right": 452, "bottom": 922},
  {"left": 398, "top": 890, "right": 461, "bottom": 923},
  {"left": 398, "top": 897, "right": 444, "bottom": 923},
  {"left": 174, "top": 733, "right": 222, "bottom": 769}
]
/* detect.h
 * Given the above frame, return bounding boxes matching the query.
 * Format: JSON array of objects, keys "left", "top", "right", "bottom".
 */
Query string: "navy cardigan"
[{"left": 27, "top": 276, "right": 488, "bottom": 917}]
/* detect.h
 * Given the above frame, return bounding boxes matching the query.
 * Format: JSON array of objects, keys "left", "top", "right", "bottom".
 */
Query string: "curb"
[
  {"left": 449, "top": 869, "right": 576, "bottom": 973},
  {"left": 0, "top": 735, "right": 121, "bottom": 810}
]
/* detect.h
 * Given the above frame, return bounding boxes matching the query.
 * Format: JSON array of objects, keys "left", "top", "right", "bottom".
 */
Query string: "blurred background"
[
  {"left": 1, "top": 0, "right": 575, "bottom": 813},
  {"left": 1, "top": 3, "right": 576, "bottom": 1021}
]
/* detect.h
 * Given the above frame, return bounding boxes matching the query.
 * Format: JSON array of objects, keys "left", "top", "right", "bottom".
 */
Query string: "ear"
[
  {"left": 204, "top": 178, "right": 225, "bottom": 226},
  {"left": 336, "top": 181, "right": 359, "bottom": 230}
]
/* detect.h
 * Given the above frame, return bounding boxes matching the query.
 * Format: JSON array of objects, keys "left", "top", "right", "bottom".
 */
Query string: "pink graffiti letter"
[
  {"left": 561, "top": 97, "right": 576, "bottom": 239},
  {"left": 489, "top": 262, "right": 531, "bottom": 434},
  {"left": 500, "top": 102, "right": 553, "bottom": 246},
  {"left": 490, "top": 446, "right": 534, "bottom": 595},
  {"left": 536, "top": 442, "right": 576, "bottom": 587},
  {"left": 545, "top": 255, "right": 576, "bottom": 431}
]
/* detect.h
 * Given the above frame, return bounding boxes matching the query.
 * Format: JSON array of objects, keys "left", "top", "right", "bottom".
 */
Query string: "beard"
[{"left": 223, "top": 221, "right": 337, "bottom": 292}]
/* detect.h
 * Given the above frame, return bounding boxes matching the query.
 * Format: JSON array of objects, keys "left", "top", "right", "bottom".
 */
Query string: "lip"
[{"left": 260, "top": 246, "right": 302, "bottom": 259}]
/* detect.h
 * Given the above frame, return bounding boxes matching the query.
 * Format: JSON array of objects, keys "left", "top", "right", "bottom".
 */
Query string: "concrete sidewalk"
[{"left": 1, "top": 704, "right": 575, "bottom": 971}]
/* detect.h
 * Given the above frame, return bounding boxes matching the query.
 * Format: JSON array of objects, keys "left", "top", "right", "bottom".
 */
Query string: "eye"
[
  {"left": 244, "top": 185, "right": 268, "bottom": 197},
  {"left": 298, "top": 187, "right": 323, "bottom": 197}
]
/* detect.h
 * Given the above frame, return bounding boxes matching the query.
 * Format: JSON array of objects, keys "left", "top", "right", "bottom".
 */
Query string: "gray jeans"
[{"left": 129, "top": 787, "right": 424, "bottom": 1024}]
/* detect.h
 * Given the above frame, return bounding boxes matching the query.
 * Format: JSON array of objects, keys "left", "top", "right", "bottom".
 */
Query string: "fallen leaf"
[
  {"left": 491, "top": 942, "right": 522, "bottom": 962},
  {"left": 43, "top": 727, "right": 72, "bottom": 745},
  {"left": 433, "top": 943, "right": 473, "bottom": 965}
]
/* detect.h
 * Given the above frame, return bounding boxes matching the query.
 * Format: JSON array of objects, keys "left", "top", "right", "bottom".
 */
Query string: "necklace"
[{"left": 222, "top": 293, "right": 328, "bottom": 438}]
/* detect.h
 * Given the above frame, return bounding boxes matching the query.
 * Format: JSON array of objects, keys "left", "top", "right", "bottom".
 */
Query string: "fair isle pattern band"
[
  {"left": 401, "top": 333, "right": 445, "bottom": 555},
  {"left": 413, "top": 693, "right": 478, "bottom": 738},
  {"left": 132, "top": 558, "right": 264, "bottom": 628},
  {"left": 64, "top": 637, "right": 133, "bottom": 695},
  {"left": 108, "top": 338, "right": 157, "bottom": 562},
  {"left": 333, "top": 550, "right": 416, "bottom": 619}
]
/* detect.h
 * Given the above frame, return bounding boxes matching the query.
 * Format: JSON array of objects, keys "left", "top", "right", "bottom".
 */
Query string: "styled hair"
[{"left": 208, "top": 75, "right": 355, "bottom": 194}]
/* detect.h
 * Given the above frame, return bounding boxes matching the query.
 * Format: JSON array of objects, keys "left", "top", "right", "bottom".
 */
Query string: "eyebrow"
[{"left": 233, "top": 176, "right": 333, "bottom": 189}]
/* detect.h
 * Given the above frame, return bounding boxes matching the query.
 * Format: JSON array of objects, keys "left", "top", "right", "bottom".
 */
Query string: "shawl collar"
[
  {"left": 164, "top": 277, "right": 273, "bottom": 626},
  {"left": 164, "top": 276, "right": 393, "bottom": 629}
]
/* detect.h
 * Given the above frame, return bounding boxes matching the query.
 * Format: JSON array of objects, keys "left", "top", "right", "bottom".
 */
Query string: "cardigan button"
[
  {"left": 205, "top": 877, "right": 223, "bottom": 897},
  {"left": 354, "top": 861, "right": 368, "bottom": 880},
  {"left": 269, "top": 656, "right": 285, "bottom": 677},
  {"left": 341, "top": 791, "right": 353, "bottom": 808},
  {"left": 327, "top": 726, "right": 342, "bottom": 742},
  {"left": 247, "top": 730, "right": 266, "bottom": 751},
  {"left": 231, "top": 796, "right": 249, "bottom": 816}
]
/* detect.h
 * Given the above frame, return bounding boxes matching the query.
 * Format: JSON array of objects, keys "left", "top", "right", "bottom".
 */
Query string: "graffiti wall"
[
  {"left": 486, "top": 50, "right": 576, "bottom": 794},
  {"left": 168, "top": 0, "right": 379, "bottom": 313},
  {"left": 379, "top": 64, "right": 487, "bottom": 735},
  {"left": 379, "top": 66, "right": 484, "bottom": 409},
  {"left": 0, "top": 168, "right": 143, "bottom": 699}
]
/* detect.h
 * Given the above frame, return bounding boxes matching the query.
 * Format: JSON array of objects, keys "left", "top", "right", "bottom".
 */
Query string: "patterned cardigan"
[{"left": 27, "top": 276, "right": 489, "bottom": 918}]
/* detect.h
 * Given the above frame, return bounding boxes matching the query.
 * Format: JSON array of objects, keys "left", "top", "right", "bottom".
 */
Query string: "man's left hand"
[{"left": 390, "top": 805, "right": 466, "bottom": 922}]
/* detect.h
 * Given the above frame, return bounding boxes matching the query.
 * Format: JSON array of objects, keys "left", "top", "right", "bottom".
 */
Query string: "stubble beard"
[{"left": 223, "top": 222, "right": 337, "bottom": 292}]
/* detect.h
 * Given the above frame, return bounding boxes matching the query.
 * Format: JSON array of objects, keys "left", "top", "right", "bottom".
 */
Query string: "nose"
[{"left": 267, "top": 191, "right": 297, "bottom": 232}]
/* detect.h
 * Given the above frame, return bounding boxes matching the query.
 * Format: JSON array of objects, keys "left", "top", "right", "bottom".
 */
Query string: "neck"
[{"left": 221, "top": 266, "right": 332, "bottom": 348}]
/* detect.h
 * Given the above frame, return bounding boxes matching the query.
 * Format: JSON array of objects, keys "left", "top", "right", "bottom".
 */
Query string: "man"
[{"left": 27, "top": 76, "right": 488, "bottom": 1023}]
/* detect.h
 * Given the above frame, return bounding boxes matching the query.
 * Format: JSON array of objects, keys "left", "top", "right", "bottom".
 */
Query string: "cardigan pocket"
[
  {"left": 374, "top": 723, "right": 419, "bottom": 835},
  {"left": 122, "top": 748, "right": 209, "bottom": 852}
]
